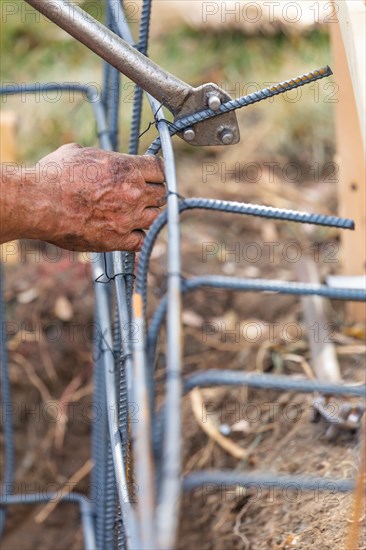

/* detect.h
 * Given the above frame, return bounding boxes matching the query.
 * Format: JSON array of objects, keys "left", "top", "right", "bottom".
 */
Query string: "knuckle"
[
  {"left": 155, "top": 155, "right": 164, "bottom": 172},
  {"left": 62, "top": 142, "right": 83, "bottom": 150},
  {"left": 157, "top": 196, "right": 167, "bottom": 207}
]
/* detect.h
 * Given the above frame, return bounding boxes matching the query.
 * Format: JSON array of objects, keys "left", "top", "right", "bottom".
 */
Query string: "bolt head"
[
  {"left": 208, "top": 94, "right": 221, "bottom": 111},
  {"left": 183, "top": 128, "right": 196, "bottom": 142},
  {"left": 220, "top": 128, "right": 234, "bottom": 145}
]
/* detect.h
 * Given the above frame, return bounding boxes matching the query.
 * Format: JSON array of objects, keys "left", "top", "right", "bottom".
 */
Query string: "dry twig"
[
  {"left": 34, "top": 458, "right": 93, "bottom": 523},
  {"left": 190, "top": 388, "right": 247, "bottom": 460}
]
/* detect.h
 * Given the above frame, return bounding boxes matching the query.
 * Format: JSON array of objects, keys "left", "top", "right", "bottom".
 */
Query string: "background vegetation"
[{"left": 1, "top": 0, "right": 335, "bottom": 167}]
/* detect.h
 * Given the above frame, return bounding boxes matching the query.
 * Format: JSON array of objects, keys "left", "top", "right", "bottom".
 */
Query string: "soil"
[{"left": 1, "top": 150, "right": 365, "bottom": 549}]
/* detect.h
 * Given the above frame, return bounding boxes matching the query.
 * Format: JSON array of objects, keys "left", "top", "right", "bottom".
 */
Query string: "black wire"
[
  {"left": 138, "top": 99, "right": 182, "bottom": 141},
  {"left": 95, "top": 253, "right": 136, "bottom": 284}
]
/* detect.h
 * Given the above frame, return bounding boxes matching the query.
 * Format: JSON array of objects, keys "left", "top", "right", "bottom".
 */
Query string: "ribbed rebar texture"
[
  {"left": 129, "top": 0, "right": 153, "bottom": 154},
  {"left": 113, "top": 306, "right": 127, "bottom": 550},
  {"left": 182, "top": 276, "right": 366, "bottom": 301},
  {"left": 98, "top": 6, "right": 122, "bottom": 541},
  {"left": 147, "top": 66, "right": 333, "bottom": 154},
  {"left": 91, "top": 312, "right": 112, "bottom": 549}
]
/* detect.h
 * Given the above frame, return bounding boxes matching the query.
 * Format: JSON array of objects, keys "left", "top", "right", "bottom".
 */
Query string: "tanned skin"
[{"left": 0, "top": 143, "right": 166, "bottom": 252}]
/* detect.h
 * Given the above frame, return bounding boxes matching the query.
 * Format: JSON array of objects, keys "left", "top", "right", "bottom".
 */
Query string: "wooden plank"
[
  {"left": 330, "top": 15, "right": 366, "bottom": 322},
  {"left": 296, "top": 258, "right": 341, "bottom": 384},
  {"left": 335, "top": 0, "right": 366, "bottom": 150}
]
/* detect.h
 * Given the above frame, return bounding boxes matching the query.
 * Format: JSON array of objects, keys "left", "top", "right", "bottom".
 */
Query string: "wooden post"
[
  {"left": 297, "top": 258, "right": 341, "bottom": 384},
  {"left": 330, "top": 1, "right": 366, "bottom": 322}
]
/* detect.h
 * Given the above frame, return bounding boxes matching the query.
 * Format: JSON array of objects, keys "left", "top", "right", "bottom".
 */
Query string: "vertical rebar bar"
[
  {"left": 91, "top": 318, "right": 109, "bottom": 549},
  {"left": 0, "top": 265, "right": 15, "bottom": 538},
  {"left": 153, "top": 108, "right": 183, "bottom": 550},
  {"left": 106, "top": 0, "right": 121, "bottom": 151},
  {"left": 93, "top": 254, "right": 140, "bottom": 548},
  {"left": 129, "top": 0, "right": 152, "bottom": 155},
  {"left": 93, "top": 4, "right": 121, "bottom": 545}
]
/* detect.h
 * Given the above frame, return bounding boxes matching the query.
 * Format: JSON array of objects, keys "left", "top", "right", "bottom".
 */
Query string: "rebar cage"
[{"left": 1, "top": 1, "right": 365, "bottom": 549}]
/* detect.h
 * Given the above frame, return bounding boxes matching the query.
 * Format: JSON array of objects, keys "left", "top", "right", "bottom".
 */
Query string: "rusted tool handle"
[{"left": 25, "top": 0, "right": 191, "bottom": 113}]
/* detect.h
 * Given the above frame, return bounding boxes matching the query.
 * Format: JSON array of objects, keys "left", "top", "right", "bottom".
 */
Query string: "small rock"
[
  {"left": 54, "top": 296, "right": 73, "bottom": 321},
  {"left": 17, "top": 288, "right": 39, "bottom": 304}
]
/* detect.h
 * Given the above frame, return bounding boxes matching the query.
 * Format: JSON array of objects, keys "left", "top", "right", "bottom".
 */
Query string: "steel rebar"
[
  {"left": 184, "top": 370, "right": 366, "bottom": 397},
  {"left": 0, "top": 266, "right": 14, "bottom": 538},
  {"left": 183, "top": 471, "right": 355, "bottom": 492},
  {"left": 93, "top": 254, "right": 140, "bottom": 548},
  {"left": 0, "top": 493, "right": 96, "bottom": 549},
  {"left": 147, "top": 66, "right": 333, "bottom": 154},
  {"left": 136, "top": 198, "right": 355, "bottom": 314}
]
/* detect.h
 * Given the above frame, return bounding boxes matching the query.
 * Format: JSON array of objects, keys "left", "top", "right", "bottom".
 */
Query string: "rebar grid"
[{"left": 1, "top": 2, "right": 366, "bottom": 550}]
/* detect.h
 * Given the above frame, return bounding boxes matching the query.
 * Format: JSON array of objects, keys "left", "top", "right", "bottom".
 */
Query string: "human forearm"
[
  {"left": 0, "top": 164, "right": 38, "bottom": 243},
  {"left": 0, "top": 144, "right": 166, "bottom": 251}
]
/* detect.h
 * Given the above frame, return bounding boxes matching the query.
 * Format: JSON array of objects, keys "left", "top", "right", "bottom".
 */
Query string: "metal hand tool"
[{"left": 24, "top": 0, "right": 240, "bottom": 147}]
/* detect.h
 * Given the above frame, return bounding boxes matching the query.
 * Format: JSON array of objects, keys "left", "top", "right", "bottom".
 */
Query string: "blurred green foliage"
[{"left": 1, "top": 0, "right": 334, "bottom": 166}]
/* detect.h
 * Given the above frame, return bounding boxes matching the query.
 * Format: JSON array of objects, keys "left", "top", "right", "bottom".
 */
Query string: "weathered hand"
[{"left": 1, "top": 143, "right": 166, "bottom": 252}]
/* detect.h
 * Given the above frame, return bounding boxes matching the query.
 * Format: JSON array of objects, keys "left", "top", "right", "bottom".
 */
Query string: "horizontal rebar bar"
[
  {"left": 136, "top": 197, "right": 355, "bottom": 311},
  {"left": 0, "top": 83, "right": 96, "bottom": 98},
  {"left": 184, "top": 370, "right": 366, "bottom": 397},
  {"left": 183, "top": 471, "right": 355, "bottom": 492},
  {"left": 146, "top": 276, "right": 366, "bottom": 365},
  {"left": 0, "top": 493, "right": 96, "bottom": 549},
  {"left": 182, "top": 276, "right": 366, "bottom": 301}
]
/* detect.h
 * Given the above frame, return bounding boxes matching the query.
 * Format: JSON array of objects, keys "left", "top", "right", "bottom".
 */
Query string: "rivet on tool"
[
  {"left": 183, "top": 128, "right": 196, "bottom": 142},
  {"left": 220, "top": 128, "right": 234, "bottom": 145},
  {"left": 208, "top": 94, "right": 221, "bottom": 111}
]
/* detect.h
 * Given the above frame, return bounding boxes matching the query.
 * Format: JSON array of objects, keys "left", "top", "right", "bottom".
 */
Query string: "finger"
[
  {"left": 121, "top": 229, "right": 146, "bottom": 252},
  {"left": 143, "top": 182, "right": 167, "bottom": 207},
  {"left": 137, "top": 207, "right": 161, "bottom": 229},
  {"left": 136, "top": 155, "right": 165, "bottom": 183}
]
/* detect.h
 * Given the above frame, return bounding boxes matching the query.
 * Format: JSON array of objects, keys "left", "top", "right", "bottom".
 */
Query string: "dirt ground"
[{"left": 1, "top": 141, "right": 365, "bottom": 550}]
